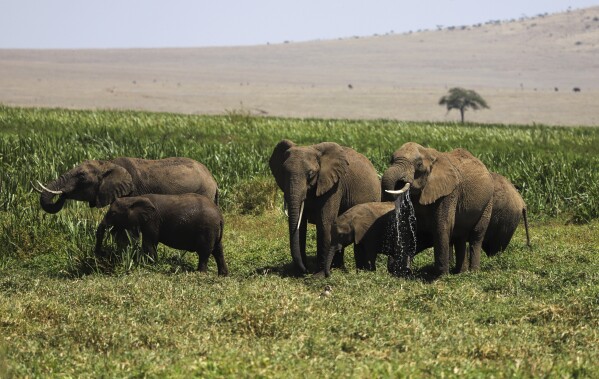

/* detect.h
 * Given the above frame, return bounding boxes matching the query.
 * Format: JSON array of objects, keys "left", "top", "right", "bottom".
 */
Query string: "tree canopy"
[{"left": 439, "top": 87, "right": 489, "bottom": 123}]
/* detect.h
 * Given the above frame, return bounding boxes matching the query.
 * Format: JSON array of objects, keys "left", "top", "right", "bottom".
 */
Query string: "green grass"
[{"left": 1, "top": 106, "right": 598, "bottom": 377}]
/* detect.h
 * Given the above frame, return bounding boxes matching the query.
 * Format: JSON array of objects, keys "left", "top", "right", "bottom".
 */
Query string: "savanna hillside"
[
  {"left": 1, "top": 7, "right": 599, "bottom": 125},
  {"left": 0, "top": 107, "right": 598, "bottom": 377}
]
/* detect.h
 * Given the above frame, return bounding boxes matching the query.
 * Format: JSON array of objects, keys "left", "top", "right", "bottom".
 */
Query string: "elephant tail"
[
  {"left": 218, "top": 219, "right": 224, "bottom": 245},
  {"left": 215, "top": 188, "right": 220, "bottom": 206},
  {"left": 522, "top": 207, "right": 531, "bottom": 248}
]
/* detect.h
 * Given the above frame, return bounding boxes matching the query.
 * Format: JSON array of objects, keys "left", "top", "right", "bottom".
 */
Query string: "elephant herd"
[{"left": 34, "top": 140, "right": 530, "bottom": 278}]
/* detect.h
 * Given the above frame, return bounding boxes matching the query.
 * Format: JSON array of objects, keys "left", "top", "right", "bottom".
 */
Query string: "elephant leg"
[
  {"left": 453, "top": 238, "right": 469, "bottom": 273},
  {"left": 197, "top": 248, "right": 210, "bottom": 272},
  {"left": 354, "top": 243, "right": 367, "bottom": 270},
  {"left": 367, "top": 251, "right": 377, "bottom": 271},
  {"left": 332, "top": 247, "right": 345, "bottom": 269},
  {"left": 469, "top": 201, "right": 492, "bottom": 271},
  {"left": 468, "top": 235, "right": 484, "bottom": 272},
  {"left": 433, "top": 225, "right": 452, "bottom": 275},
  {"left": 317, "top": 197, "right": 342, "bottom": 271},
  {"left": 299, "top": 216, "right": 308, "bottom": 267},
  {"left": 211, "top": 241, "right": 229, "bottom": 276},
  {"left": 433, "top": 201, "right": 455, "bottom": 275},
  {"left": 387, "top": 254, "right": 397, "bottom": 275},
  {"left": 468, "top": 244, "right": 481, "bottom": 271},
  {"left": 316, "top": 223, "right": 331, "bottom": 272}
]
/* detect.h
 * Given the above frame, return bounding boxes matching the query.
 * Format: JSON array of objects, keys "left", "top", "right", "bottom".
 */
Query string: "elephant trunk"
[
  {"left": 39, "top": 175, "right": 69, "bottom": 214},
  {"left": 95, "top": 221, "right": 108, "bottom": 256},
  {"left": 324, "top": 244, "right": 338, "bottom": 277},
  {"left": 381, "top": 164, "right": 412, "bottom": 201},
  {"left": 287, "top": 198, "right": 307, "bottom": 274},
  {"left": 523, "top": 208, "right": 531, "bottom": 248}
]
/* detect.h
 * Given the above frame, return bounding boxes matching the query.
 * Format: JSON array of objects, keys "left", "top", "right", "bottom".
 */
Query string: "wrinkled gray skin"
[
  {"left": 484, "top": 172, "right": 530, "bottom": 255},
  {"left": 382, "top": 142, "right": 494, "bottom": 275},
  {"left": 269, "top": 139, "right": 381, "bottom": 275},
  {"left": 95, "top": 194, "right": 228, "bottom": 275},
  {"left": 39, "top": 157, "right": 218, "bottom": 214}
]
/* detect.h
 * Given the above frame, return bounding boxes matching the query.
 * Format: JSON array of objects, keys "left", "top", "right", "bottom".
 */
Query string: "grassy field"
[{"left": 1, "top": 106, "right": 598, "bottom": 377}]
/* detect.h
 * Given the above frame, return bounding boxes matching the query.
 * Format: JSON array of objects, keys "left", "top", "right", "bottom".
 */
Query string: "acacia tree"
[{"left": 439, "top": 87, "right": 489, "bottom": 123}]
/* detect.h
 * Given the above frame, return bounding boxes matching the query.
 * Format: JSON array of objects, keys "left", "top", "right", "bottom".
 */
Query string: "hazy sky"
[{"left": 2, "top": 0, "right": 598, "bottom": 49}]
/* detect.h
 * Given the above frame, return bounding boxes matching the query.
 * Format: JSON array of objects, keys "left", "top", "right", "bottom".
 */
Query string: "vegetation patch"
[{"left": 0, "top": 106, "right": 598, "bottom": 377}]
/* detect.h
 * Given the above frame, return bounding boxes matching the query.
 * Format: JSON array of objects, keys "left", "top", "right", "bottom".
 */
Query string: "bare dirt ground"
[{"left": 1, "top": 7, "right": 598, "bottom": 126}]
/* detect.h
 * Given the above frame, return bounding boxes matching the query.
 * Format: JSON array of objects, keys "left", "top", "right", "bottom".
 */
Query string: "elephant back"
[
  {"left": 340, "top": 147, "right": 381, "bottom": 207},
  {"left": 111, "top": 157, "right": 218, "bottom": 203}
]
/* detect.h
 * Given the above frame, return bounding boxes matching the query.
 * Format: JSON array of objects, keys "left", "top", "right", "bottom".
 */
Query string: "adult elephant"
[
  {"left": 269, "top": 139, "right": 381, "bottom": 275},
  {"left": 380, "top": 172, "right": 530, "bottom": 276},
  {"left": 36, "top": 157, "right": 218, "bottom": 213},
  {"left": 484, "top": 172, "right": 530, "bottom": 256},
  {"left": 382, "top": 142, "right": 494, "bottom": 275}
]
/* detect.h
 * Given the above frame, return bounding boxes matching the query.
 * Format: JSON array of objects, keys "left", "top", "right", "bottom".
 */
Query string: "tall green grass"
[{"left": 1, "top": 105, "right": 597, "bottom": 218}]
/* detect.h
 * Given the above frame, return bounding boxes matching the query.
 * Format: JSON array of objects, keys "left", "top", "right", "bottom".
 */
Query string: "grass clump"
[{"left": 227, "top": 176, "right": 280, "bottom": 215}]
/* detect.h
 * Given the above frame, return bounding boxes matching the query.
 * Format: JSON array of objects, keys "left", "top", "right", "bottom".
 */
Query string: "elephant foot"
[
  {"left": 312, "top": 270, "right": 327, "bottom": 279},
  {"left": 293, "top": 266, "right": 308, "bottom": 277}
]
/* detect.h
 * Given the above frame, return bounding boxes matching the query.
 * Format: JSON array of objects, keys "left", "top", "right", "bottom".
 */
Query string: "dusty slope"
[{"left": 1, "top": 7, "right": 598, "bottom": 125}]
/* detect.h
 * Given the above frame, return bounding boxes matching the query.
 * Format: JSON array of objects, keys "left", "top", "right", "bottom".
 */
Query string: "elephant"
[
  {"left": 325, "top": 202, "right": 395, "bottom": 276},
  {"left": 35, "top": 157, "right": 218, "bottom": 214},
  {"left": 484, "top": 172, "right": 530, "bottom": 256},
  {"left": 382, "top": 142, "right": 494, "bottom": 275},
  {"left": 95, "top": 194, "right": 228, "bottom": 276},
  {"left": 269, "top": 139, "right": 381, "bottom": 275}
]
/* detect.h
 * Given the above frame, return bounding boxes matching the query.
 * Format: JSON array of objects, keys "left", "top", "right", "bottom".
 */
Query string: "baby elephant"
[
  {"left": 95, "top": 194, "right": 228, "bottom": 276},
  {"left": 325, "top": 202, "right": 433, "bottom": 277},
  {"left": 324, "top": 202, "right": 396, "bottom": 277}
]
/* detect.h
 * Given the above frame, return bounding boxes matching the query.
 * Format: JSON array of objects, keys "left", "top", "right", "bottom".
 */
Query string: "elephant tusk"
[
  {"left": 283, "top": 199, "right": 289, "bottom": 217},
  {"left": 31, "top": 181, "right": 44, "bottom": 194},
  {"left": 36, "top": 180, "right": 63, "bottom": 195},
  {"left": 297, "top": 201, "right": 304, "bottom": 232},
  {"left": 385, "top": 182, "right": 411, "bottom": 195}
]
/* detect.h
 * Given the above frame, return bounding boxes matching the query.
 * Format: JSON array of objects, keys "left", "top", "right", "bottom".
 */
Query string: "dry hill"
[{"left": 1, "top": 6, "right": 598, "bottom": 125}]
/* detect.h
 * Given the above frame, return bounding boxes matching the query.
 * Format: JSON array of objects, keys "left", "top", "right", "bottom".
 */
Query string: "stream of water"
[{"left": 384, "top": 190, "right": 418, "bottom": 276}]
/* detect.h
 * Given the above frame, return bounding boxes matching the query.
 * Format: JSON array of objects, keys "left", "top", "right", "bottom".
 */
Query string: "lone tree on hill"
[{"left": 439, "top": 87, "right": 489, "bottom": 123}]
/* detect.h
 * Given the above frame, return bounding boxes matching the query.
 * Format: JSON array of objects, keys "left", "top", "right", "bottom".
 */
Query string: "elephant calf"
[
  {"left": 324, "top": 202, "right": 431, "bottom": 277},
  {"left": 95, "top": 194, "right": 228, "bottom": 276}
]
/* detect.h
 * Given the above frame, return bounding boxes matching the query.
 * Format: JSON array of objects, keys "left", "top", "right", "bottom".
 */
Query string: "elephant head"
[
  {"left": 269, "top": 139, "right": 349, "bottom": 273},
  {"left": 37, "top": 160, "right": 134, "bottom": 214},
  {"left": 94, "top": 196, "right": 157, "bottom": 255},
  {"left": 381, "top": 142, "right": 459, "bottom": 205}
]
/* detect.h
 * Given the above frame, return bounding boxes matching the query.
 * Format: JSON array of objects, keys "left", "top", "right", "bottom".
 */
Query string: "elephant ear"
[
  {"left": 353, "top": 205, "right": 388, "bottom": 245},
  {"left": 269, "top": 139, "right": 295, "bottom": 191},
  {"left": 96, "top": 164, "right": 134, "bottom": 207},
  {"left": 130, "top": 197, "right": 157, "bottom": 224},
  {"left": 314, "top": 142, "right": 349, "bottom": 197},
  {"left": 419, "top": 155, "right": 460, "bottom": 205},
  {"left": 353, "top": 216, "right": 370, "bottom": 245}
]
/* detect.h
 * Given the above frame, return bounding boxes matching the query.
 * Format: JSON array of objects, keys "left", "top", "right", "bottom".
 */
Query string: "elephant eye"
[
  {"left": 75, "top": 171, "right": 91, "bottom": 183},
  {"left": 307, "top": 170, "right": 315, "bottom": 180}
]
